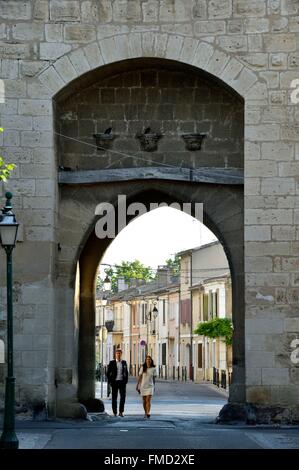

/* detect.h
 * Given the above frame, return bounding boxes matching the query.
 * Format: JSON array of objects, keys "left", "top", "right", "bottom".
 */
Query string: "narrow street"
[
  {"left": 13, "top": 379, "right": 299, "bottom": 450},
  {"left": 98, "top": 378, "right": 228, "bottom": 420}
]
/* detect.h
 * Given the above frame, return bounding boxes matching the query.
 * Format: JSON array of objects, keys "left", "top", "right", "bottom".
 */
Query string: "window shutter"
[
  {"left": 203, "top": 294, "right": 208, "bottom": 321},
  {"left": 198, "top": 344, "right": 203, "bottom": 368}
]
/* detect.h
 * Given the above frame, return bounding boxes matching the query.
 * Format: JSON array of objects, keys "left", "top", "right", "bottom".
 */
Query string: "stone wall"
[
  {"left": 56, "top": 66, "right": 243, "bottom": 170},
  {"left": 0, "top": 0, "right": 298, "bottom": 422}
]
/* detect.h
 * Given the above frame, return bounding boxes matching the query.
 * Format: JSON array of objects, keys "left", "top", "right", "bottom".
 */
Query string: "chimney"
[
  {"left": 157, "top": 265, "right": 171, "bottom": 287},
  {"left": 117, "top": 277, "right": 128, "bottom": 292}
]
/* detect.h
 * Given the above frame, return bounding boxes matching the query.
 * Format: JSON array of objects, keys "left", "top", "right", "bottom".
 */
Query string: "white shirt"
[{"left": 116, "top": 360, "right": 123, "bottom": 381}]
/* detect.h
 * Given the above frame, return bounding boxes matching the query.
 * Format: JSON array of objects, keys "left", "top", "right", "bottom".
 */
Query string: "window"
[
  {"left": 212, "top": 341, "right": 216, "bottom": 368},
  {"left": 208, "top": 291, "right": 213, "bottom": 318},
  {"left": 141, "top": 303, "right": 146, "bottom": 324},
  {"left": 206, "top": 342, "right": 209, "bottom": 368},
  {"left": 162, "top": 343, "right": 167, "bottom": 365},
  {"left": 197, "top": 344, "right": 203, "bottom": 369},
  {"left": 207, "top": 290, "right": 219, "bottom": 319},
  {"left": 162, "top": 299, "right": 166, "bottom": 325},
  {"left": 203, "top": 294, "right": 208, "bottom": 321},
  {"left": 133, "top": 305, "right": 136, "bottom": 326}
]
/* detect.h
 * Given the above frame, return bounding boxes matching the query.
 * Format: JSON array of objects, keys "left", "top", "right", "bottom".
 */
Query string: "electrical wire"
[{"left": 55, "top": 131, "right": 188, "bottom": 170}]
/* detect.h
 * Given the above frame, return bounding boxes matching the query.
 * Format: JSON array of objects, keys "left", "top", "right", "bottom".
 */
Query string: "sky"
[{"left": 99, "top": 206, "right": 217, "bottom": 274}]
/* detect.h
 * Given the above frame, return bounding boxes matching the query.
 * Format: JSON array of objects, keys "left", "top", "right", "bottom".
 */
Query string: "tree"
[
  {"left": 97, "top": 260, "right": 155, "bottom": 293},
  {"left": 0, "top": 128, "right": 16, "bottom": 181},
  {"left": 165, "top": 254, "right": 181, "bottom": 276}
]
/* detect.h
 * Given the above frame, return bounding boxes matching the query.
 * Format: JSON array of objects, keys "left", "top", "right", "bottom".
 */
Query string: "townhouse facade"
[{"left": 97, "top": 241, "right": 232, "bottom": 385}]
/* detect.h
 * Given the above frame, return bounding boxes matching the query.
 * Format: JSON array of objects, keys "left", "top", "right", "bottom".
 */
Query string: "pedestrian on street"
[
  {"left": 136, "top": 355, "right": 156, "bottom": 419},
  {"left": 107, "top": 349, "right": 128, "bottom": 417}
]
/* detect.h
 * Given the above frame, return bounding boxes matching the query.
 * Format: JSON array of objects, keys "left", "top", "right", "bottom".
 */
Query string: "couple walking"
[{"left": 107, "top": 349, "right": 156, "bottom": 419}]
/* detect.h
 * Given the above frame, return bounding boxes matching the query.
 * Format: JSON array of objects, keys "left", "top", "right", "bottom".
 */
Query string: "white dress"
[{"left": 139, "top": 367, "right": 156, "bottom": 396}]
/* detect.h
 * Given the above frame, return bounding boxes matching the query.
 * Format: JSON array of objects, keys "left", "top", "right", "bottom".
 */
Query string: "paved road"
[
  {"left": 97, "top": 378, "right": 228, "bottom": 420},
  {"left": 10, "top": 379, "right": 299, "bottom": 449}
]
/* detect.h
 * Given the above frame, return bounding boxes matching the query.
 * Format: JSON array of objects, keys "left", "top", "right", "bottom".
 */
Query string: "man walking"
[{"left": 107, "top": 349, "right": 128, "bottom": 417}]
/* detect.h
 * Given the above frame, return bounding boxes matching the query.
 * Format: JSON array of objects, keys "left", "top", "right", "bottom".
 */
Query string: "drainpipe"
[{"left": 190, "top": 253, "right": 193, "bottom": 381}]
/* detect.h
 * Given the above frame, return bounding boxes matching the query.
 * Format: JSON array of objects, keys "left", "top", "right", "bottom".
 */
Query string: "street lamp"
[
  {"left": 0, "top": 192, "right": 19, "bottom": 449},
  {"left": 103, "top": 275, "right": 111, "bottom": 292},
  {"left": 100, "top": 296, "right": 108, "bottom": 399},
  {"left": 146, "top": 301, "right": 158, "bottom": 356}
]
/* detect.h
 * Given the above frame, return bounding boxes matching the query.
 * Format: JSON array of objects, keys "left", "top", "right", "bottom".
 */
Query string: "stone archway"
[
  {"left": 36, "top": 33, "right": 261, "bottom": 418},
  {"left": 58, "top": 179, "right": 244, "bottom": 415}
]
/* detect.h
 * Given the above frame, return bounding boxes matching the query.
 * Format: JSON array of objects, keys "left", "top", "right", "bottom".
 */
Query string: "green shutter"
[{"left": 203, "top": 294, "right": 208, "bottom": 321}]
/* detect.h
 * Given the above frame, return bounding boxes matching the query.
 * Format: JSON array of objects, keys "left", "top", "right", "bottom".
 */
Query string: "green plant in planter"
[{"left": 194, "top": 317, "right": 233, "bottom": 345}]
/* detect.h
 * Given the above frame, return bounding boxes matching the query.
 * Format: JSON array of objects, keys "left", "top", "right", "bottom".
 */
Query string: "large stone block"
[
  {"left": 261, "top": 178, "right": 295, "bottom": 196},
  {"left": 1, "top": 115, "right": 32, "bottom": 131},
  {"left": 245, "top": 226, "right": 271, "bottom": 241},
  {"left": 64, "top": 24, "right": 96, "bottom": 43},
  {"left": 159, "top": 0, "right": 191, "bottom": 22},
  {"left": 264, "top": 34, "right": 297, "bottom": 52},
  {"left": 19, "top": 99, "right": 52, "bottom": 116},
  {"left": 0, "top": 1, "right": 31, "bottom": 20},
  {"left": 69, "top": 48, "right": 91, "bottom": 75},
  {"left": 4, "top": 79, "right": 26, "bottom": 98},
  {"left": 49, "top": 0, "right": 80, "bottom": 21},
  {"left": 83, "top": 42, "right": 104, "bottom": 68},
  {"left": 246, "top": 161, "right": 277, "bottom": 178},
  {"left": 12, "top": 22, "right": 44, "bottom": 41},
  {"left": 45, "top": 23, "right": 63, "bottom": 42},
  {"left": 233, "top": 0, "right": 266, "bottom": 16},
  {"left": 3, "top": 129, "right": 20, "bottom": 146},
  {"left": 33, "top": 1, "right": 49, "bottom": 21},
  {"left": 208, "top": 0, "right": 232, "bottom": 18},
  {"left": 33, "top": 116, "right": 53, "bottom": 131},
  {"left": 246, "top": 318, "right": 284, "bottom": 335},
  {"left": 21, "top": 131, "right": 53, "bottom": 148},
  {"left": 245, "top": 256, "right": 273, "bottom": 272},
  {"left": 40, "top": 42, "right": 72, "bottom": 60},
  {"left": 194, "top": 20, "right": 226, "bottom": 35},
  {"left": 247, "top": 352, "right": 275, "bottom": 368},
  {"left": 272, "top": 226, "right": 296, "bottom": 241},
  {"left": 54, "top": 56, "right": 77, "bottom": 83},
  {"left": 246, "top": 124, "right": 280, "bottom": 142},
  {"left": 1, "top": 59, "right": 19, "bottom": 79},
  {"left": 38, "top": 68, "right": 65, "bottom": 94},
  {"left": 142, "top": 0, "right": 159, "bottom": 22},
  {"left": 4, "top": 178, "right": 35, "bottom": 196},
  {"left": 245, "top": 18, "right": 269, "bottom": 34},
  {"left": 262, "top": 367, "right": 289, "bottom": 386},
  {"left": 261, "top": 142, "right": 294, "bottom": 161},
  {"left": 81, "top": 0, "right": 99, "bottom": 23},
  {"left": 112, "top": 0, "right": 142, "bottom": 22}
]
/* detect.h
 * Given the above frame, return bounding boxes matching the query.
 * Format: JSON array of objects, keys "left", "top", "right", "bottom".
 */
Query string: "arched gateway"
[
  {"left": 51, "top": 33, "right": 249, "bottom": 420},
  {"left": 1, "top": 30, "right": 297, "bottom": 424}
]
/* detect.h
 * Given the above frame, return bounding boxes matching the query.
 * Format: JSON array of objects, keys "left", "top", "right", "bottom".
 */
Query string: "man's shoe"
[
  {"left": 119, "top": 412, "right": 124, "bottom": 417},
  {"left": 113, "top": 413, "right": 117, "bottom": 417}
]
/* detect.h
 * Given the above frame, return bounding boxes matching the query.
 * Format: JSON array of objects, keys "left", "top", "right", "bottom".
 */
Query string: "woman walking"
[{"left": 136, "top": 355, "right": 156, "bottom": 419}]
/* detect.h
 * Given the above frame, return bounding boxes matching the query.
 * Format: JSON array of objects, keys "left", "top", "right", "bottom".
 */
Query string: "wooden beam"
[{"left": 58, "top": 166, "right": 244, "bottom": 185}]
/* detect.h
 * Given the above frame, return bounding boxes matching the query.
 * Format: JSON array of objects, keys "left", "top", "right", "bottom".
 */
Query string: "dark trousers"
[{"left": 111, "top": 381, "right": 126, "bottom": 415}]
